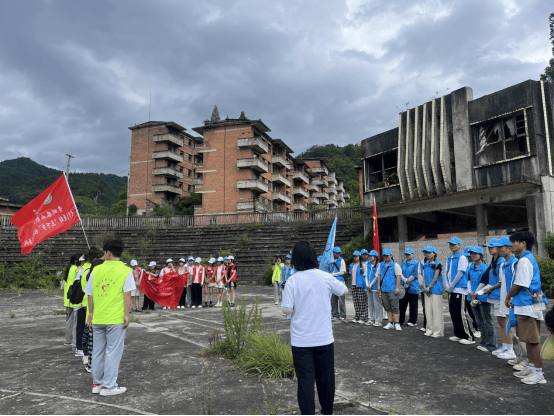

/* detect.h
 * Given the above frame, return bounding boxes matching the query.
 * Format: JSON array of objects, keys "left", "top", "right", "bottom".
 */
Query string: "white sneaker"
[
  {"left": 99, "top": 385, "right": 127, "bottom": 396},
  {"left": 449, "top": 336, "right": 461, "bottom": 342},
  {"left": 473, "top": 331, "right": 481, "bottom": 338},
  {"left": 383, "top": 323, "right": 393, "bottom": 330},
  {"left": 163, "top": 307, "right": 167, "bottom": 310},
  {"left": 521, "top": 373, "right": 547, "bottom": 385},
  {"left": 373, "top": 322, "right": 383, "bottom": 327},
  {"left": 339, "top": 317, "right": 345, "bottom": 320},
  {"left": 491, "top": 348, "right": 505, "bottom": 356},
  {"left": 75, "top": 350, "right": 84, "bottom": 357},
  {"left": 191, "top": 306, "right": 196, "bottom": 309},
  {"left": 177, "top": 306, "right": 181, "bottom": 309},
  {"left": 366, "top": 320, "right": 374, "bottom": 325},
  {"left": 358, "top": 320, "right": 366, "bottom": 324},
  {"left": 92, "top": 384, "right": 101, "bottom": 394},
  {"left": 513, "top": 360, "right": 529, "bottom": 371},
  {"left": 431, "top": 333, "right": 442, "bottom": 338},
  {"left": 508, "top": 359, "right": 519, "bottom": 366},
  {"left": 275, "top": 301, "right": 279, "bottom": 305},
  {"left": 198, "top": 305, "right": 202, "bottom": 308},
  {"left": 424, "top": 331, "right": 433, "bottom": 337},
  {"left": 351, "top": 319, "right": 358, "bottom": 323},
  {"left": 514, "top": 367, "right": 532, "bottom": 378},
  {"left": 407, "top": 323, "right": 416, "bottom": 327},
  {"left": 459, "top": 339, "right": 475, "bottom": 345},
  {"left": 420, "top": 327, "right": 427, "bottom": 332},
  {"left": 394, "top": 323, "right": 402, "bottom": 331},
  {"left": 498, "top": 350, "right": 517, "bottom": 360},
  {"left": 476, "top": 346, "right": 488, "bottom": 352}
]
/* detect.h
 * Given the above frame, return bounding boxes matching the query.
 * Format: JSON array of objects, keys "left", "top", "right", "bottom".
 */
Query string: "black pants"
[
  {"left": 192, "top": 283, "right": 202, "bottom": 307},
  {"left": 75, "top": 308, "right": 86, "bottom": 351},
  {"left": 399, "top": 292, "right": 418, "bottom": 325},
  {"left": 466, "top": 298, "right": 478, "bottom": 330},
  {"left": 291, "top": 343, "right": 335, "bottom": 415},
  {"left": 143, "top": 294, "right": 155, "bottom": 310},
  {"left": 179, "top": 287, "right": 187, "bottom": 307},
  {"left": 420, "top": 293, "right": 427, "bottom": 329},
  {"left": 449, "top": 293, "right": 474, "bottom": 340}
]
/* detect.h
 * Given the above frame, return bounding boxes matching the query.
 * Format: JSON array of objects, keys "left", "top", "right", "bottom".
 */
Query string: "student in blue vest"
[
  {"left": 330, "top": 247, "right": 347, "bottom": 320},
  {"left": 421, "top": 245, "right": 444, "bottom": 337},
  {"left": 376, "top": 248, "right": 403, "bottom": 331},
  {"left": 350, "top": 251, "right": 368, "bottom": 324},
  {"left": 480, "top": 239, "right": 508, "bottom": 356},
  {"left": 505, "top": 231, "right": 547, "bottom": 385},
  {"left": 399, "top": 248, "right": 419, "bottom": 327},
  {"left": 462, "top": 247, "right": 480, "bottom": 338},
  {"left": 444, "top": 237, "right": 474, "bottom": 344},
  {"left": 417, "top": 255, "right": 427, "bottom": 332},
  {"left": 468, "top": 246, "right": 497, "bottom": 352},
  {"left": 496, "top": 236, "right": 527, "bottom": 364},
  {"left": 365, "top": 250, "right": 382, "bottom": 326},
  {"left": 281, "top": 254, "right": 295, "bottom": 291}
]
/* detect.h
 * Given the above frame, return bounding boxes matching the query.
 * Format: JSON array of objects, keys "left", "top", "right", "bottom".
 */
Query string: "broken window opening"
[
  {"left": 364, "top": 151, "right": 398, "bottom": 190},
  {"left": 475, "top": 112, "right": 527, "bottom": 166}
]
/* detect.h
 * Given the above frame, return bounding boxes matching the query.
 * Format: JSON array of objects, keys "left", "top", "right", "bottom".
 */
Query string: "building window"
[
  {"left": 179, "top": 182, "right": 183, "bottom": 189},
  {"left": 189, "top": 140, "right": 192, "bottom": 147},
  {"left": 188, "top": 184, "right": 192, "bottom": 192},
  {"left": 180, "top": 151, "right": 184, "bottom": 156},
  {"left": 474, "top": 111, "right": 528, "bottom": 166},
  {"left": 188, "top": 170, "right": 191, "bottom": 177},
  {"left": 179, "top": 166, "right": 183, "bottom": 172},
  {"left": 363, "top": 151, "right": 398, "bottom": 191},
  {"left": 188, "top": 154, "right": 192, "bottom": 162}
]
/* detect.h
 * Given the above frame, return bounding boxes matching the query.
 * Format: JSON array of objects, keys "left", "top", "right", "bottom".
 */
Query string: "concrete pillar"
[
  {"left": 475, "top": 204, "right": 488, "bottom": 247},
  {"left": 450, "top": 87, "right": 474, "bottom": 191},
  {"left": 398, "top": 215, "right": 408, "bottom": 254},
  {"left": 526, "top": 194, "right": 547, "bottom": 257}
]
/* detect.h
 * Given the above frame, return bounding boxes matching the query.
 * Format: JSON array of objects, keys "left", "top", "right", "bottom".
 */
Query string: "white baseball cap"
[
  {"left": 166, "top": 258, "right": 173, "bottom": 263},
  {"left": 195, "top": 257, "right": 201, "bottom": 263},
  {"left": 208, "top": 258, "right": 215, "bottom": 263},
  {"left": 217, "top": 257, "right": 224, "bottom": 262},
  {"left": 148, "top": 261, "right": 157, "bottom": 267},
  {"left": 228, "top": 255, "right": 234, "bottom": 260},
  {"left": 130, "top": 260, "right": 138, "bottom": 266},
  {"left": 79, "top": 254, "right": 85, "bottom": 261},
  {"left": 179, "top": 258, "right": 186, "bottom": 263}
]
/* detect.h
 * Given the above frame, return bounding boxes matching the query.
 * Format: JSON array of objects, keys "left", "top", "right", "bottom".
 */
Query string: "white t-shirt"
[
  {"left": 85, "top": 271, "right": 136, "bottom": 296},
  {"left": 282, "top": 268, "right": 347, "bottom": 347},
  {"left": 452, "top": 255, "right": 469, "bottom": 295},
  {"left": 513, "top": 257, "right": 543, "bottom": 320}
]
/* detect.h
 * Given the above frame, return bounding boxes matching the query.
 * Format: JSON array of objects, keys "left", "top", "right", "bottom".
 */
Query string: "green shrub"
[
  {"left": 245, "top": 223, "right": 261, "bottom": 233},
  {"left": 238, "top": 330, "right": 295, "bottom": 379},
  {"left": 0, "top": 254, "right": 61, "bottom": 290},
  {"left": 120, "top": 250, "right": 134, "bottom": 265},
  {"left": 261, "top": 258, "right": 275, "bottom": 286},
  {"left": 537, "top": 256, "right": 554, "bottom": 298},
  {"left": 545, "top": 232, "right": 554, "bottom": 259}
]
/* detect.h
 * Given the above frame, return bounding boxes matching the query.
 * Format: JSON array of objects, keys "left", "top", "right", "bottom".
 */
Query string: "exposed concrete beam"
[
  {"left": 439, "top": 209, "right": 476, "bottom": 218},
  {"left": 407, "top": 212, "right": 439, "bottom": 223}
]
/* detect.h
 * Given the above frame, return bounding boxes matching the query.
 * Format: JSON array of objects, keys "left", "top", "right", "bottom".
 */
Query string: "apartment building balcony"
[
  {"left": 309, "top": 184, "right": 319, "bottom": 192},
  {"left": 313, "top": 179, "right": 328, "bottom": 188},
  {"left": 236, "top": 179, "right": 269, "bottom": 193},
  {"left": 328, "top": 200, "right": 338, "bottom": 208},
  {"left": 293, "top": 204, "right": 308, "bottom": 212},
  {"left": 153, "top": 133, "right": 184, "bottom": 147},
  {"left": 271, "top": 154, "right": 288, "bottom": 168},
  {"left": 152, "top": 184, "right": 182, "bottom": 194},
  {"left": 313, "top": 192, "right": 329, "bottom": 199},
  {"left": 237, "top": 136, "right": 269, "bottom": 154},
  {"left": 292, "top": 171, "right": 309, "bottom": 184},
  {"left": 309, "top": 198, "right": 320, "bottom": 205},
  {"left": 152, "top": 150, "right": 183, "bottom": 163},
  {"left": 193, "top": 163, "right": 203, "bottom": 169},
  {"left": 194, "top": 143, "right": 204, "bottom": 149},
  {"left": 328, "top": 186, "right": 337, "bottom": 195},
  {"left": 327, "top": 173, "right": 337, "bottom": 185},
  {"left": 337, "top": 195, "right": 345, "bottom": 203},
  {"left": 272, "top": 173, "right": 291, "bottom": 187},
  {"left": 192, "top": 178, "right": 203, "bottom": 186},
  {"left": 311, "top": 166, "right": 329, "bottom": 176},
  {"left": 272, "top": 192, "right": 291, "bottom": 204},
  {"left": 194, "top": 205, "right": 203, "bottom": 210},
  {"left": 237, "top": 158, "right": 269, "bottom": 173},
  {"left": 292, "top": 187, "right": 309, "bottom": 198},
  {"left": 338, "top": 185, "right": 345, "bottom": 193},
  {"left": 344, "top": 193, "right": 351, "bottom": 199},
  {"left": 237, "top": 201, "right": 269, "bottom": 212},
  {"left": 152, "top": 167, "right": 183, "bottom": 179}
]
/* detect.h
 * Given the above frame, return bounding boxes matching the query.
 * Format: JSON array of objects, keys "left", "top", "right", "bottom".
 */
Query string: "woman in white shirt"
[{"left": 282, "top": 241, "right": 347, "bottom": 415}]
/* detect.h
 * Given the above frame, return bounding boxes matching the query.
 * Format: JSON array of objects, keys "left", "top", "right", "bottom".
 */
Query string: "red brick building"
[{"left": 0, "top": 197, "right": 22, "bottom": 217}]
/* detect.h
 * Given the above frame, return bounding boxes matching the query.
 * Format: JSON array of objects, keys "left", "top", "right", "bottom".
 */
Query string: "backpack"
[{"left": 68, "top": 278, "right": 85, "bottom": 305}]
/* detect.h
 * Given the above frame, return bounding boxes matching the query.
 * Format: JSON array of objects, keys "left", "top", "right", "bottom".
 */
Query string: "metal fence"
[{"left": 0, "top": 208, "right": 360, "bottom": 229}]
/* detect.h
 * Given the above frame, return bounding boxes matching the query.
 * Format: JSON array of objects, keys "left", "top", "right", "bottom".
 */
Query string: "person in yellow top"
[
  {"left": 272, "top": 257, "right": 283, "bottom": 305},
  {"left": 63, "top": 253, "right": 81, "bottom": 346},
  {"left": 85, "top": 240, "right": 135, "bottom": 396},
  {"left": 67, "top": 254, "right": 85, "bottom": 353}
]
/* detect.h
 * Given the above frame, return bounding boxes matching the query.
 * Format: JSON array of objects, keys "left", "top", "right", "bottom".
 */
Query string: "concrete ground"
[{"left": 0, "top": 287, "right": 552, "bottom": 415}]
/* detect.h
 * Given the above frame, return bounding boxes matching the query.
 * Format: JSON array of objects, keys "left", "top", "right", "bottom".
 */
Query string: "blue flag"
[{"left": 319, "top": 217, "right": 337, "bottom": 273}]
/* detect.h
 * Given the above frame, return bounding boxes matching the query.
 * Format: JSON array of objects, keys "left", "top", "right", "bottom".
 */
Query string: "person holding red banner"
[
  {"left": 160, "top": 259, "right": 176, "bottom": 310},
  {"left": 215, "top": 257, "right": 226, "bottom": 307},
  {"left": 191, "top": 258, "right": 204, "bottom": 308},
  {"left": 130, "top": 260, "right": 143, "bottom": 312},
  {"left": 176, "top": 259, "right": 189, "bottom": 309},
  {"left": 226, "top": 256, "right": 237, "bottom": 307},
  {"left": 204, "top": 258, "right": 216, "bottom": 308},
  {"left": 142, "top": 261, "right": 158, "bottom": 311}
]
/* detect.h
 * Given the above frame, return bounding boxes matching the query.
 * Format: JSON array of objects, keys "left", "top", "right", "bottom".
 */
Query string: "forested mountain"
[
  {"left": 0, "top": 158, "right": 127, "bottom": 214},
  {"left": 298, "top": 143, "right": 361, "bottom": 206}
]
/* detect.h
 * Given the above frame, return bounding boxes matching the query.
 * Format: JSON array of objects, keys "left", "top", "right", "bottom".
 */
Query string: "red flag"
[
  {"left": 372, "top": 202, "right": 380, "bottom": 256},
  {"left": 140, "top": 271, "right": 186, "bottom": 308},
  {"left": 10, "top": 174, "right": 81, "bottom": 254}
]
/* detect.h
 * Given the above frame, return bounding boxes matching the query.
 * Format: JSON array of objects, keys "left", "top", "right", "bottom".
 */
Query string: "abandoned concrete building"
[{"left": 358, "top": 80, "right": 554, "bottom": 257}]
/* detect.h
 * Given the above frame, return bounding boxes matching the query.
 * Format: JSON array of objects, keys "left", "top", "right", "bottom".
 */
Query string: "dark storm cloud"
[{"left": 0, "top": 0, "right": 551, "bottom": 174}]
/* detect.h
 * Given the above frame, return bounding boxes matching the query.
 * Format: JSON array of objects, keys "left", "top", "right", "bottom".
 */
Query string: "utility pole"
[
  {"left": 126, "top": 156, "right": 131, "bottom": 217},
  {"left": 65, "top": 154, "right": 74, "bottom": 177}
]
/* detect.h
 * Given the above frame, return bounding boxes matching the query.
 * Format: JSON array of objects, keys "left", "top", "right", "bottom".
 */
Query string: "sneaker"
[
  {"left": 351, "top": 319, "right": 358, "bottom": 323},
  {"left": 75, "top": 350, "right": 84, "bottom": 357},
  {"left": 275, "top": 302, "right": 279, "bottom": 305},
  {"left": 513, "top": 360, "right": 529, "bottom": 371},
  {"left": 177, "top": 306, "right": 181, "bottom": 309},
  {"left": 476, "top": 346, "right": 488, "bottom": 352},
  {"left": 191, "top": 306, "right": 196, "bottom": 309},
  {"left": 366, "top": 320, "right": 374, "bottom": 326},
  {"left": 424, "top": 331, "right": 433, "bottom": 337},
  {"left": 449, "top": 336, "right": 461, "bottom": 342},
  {"left": 92, "top": 384, "right": 101, "bottom": 394},
  {"left": 99, "top": 385, "right": 127, "bottom": 396},
  {"left": 459, "top": 339, "right": 475, "bottom": 345},
  {"left": 384, "top": 316, "right": 388, "bottom": 320},
  {"left": 85, "top": 364, "right": 91, "bottom": 373},
  {"left": 373, "top": 322, "right": 383, "bottom": 327},
  {"left": 340, "top": 317, "right": 345, "bottom": 320},
  {"left": 498, "top": 350, "right": 517, "bottom": 360},
  {"left": 407, "top": 323, "right": 416, "bottom": 327},
  {"left": 491, "top": 348, "right": 505, "bottom": 356},
  {"left": 473, "top": 331, "right": 481, "bottom": 338},
  {"left": 431, "top": 333, "right": 442, "bottom": 338},
  {"left": 358, "top": 320, "right": 366, "bottom": 324},
  {"left": 521, "top": 373, "right": 547, "bottom": 385},
  {"left": 198, "top": 305, "right": 202, "bottom": 308},
  {"left": 508, "top": 359, "right": 519, "bottom": 366},
  {"left": 514, "top": 367, "right": 532, "bottom": 378},
  {"left": 394, "top": 323, "right": 402, "bottom": 331},
  {"left": 420, "top": 327, "right": 427, "bottom": 332},
  {"left": 163, "top": 307, "right": 167, "bottom": 310},
  {"left": 383, "top": 323, "right": 393, "bottom": 330}
]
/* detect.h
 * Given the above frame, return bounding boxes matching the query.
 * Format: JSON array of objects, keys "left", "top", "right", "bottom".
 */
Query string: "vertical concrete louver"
[
  {"left": 405, "top": 109, "right": 417, "bottom": 199},
  {"left": 540, "top": 80, "right": 553, "bottom": 176},
  {"left": 397, "top": 113, "right": 407, "bottom": 200},
  {"left": 421, "top": 102, "right": 433, "bottom": 194},
  {"left": 439, "top": 95, "right": 452, "bottom": 190}
]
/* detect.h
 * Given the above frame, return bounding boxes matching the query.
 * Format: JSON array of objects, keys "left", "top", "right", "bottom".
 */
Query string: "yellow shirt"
[{"left": 91, "top": 261, "right": 132, "bottom": 325}]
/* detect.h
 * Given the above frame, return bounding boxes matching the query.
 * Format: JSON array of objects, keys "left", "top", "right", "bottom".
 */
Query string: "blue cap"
[
  {"left": 382, "top": 248, "right": 392, "bottom": 256},
  {"left": 464, "top": 246, "right": 472, "bottom": 255},
  {"left": 469, "top": 246, "right": 484, "bottom": 255},
  {"left": 285, "top": 254, "right": 292, "bottom": 259},
  {"left": 317, "top": 256, "right": 323, "bottom": 261},
  {"left": 333, "top": 247, "right": 341, "bottom": 253},
  {"left": 187, "top": 256, "right": 194, "bottom": 260},
  {"left": 223, "top": 256, "right": 228, "bottom": 260},
  {"left": 360, "top": 249, "right": 369, "bottom": 255},
  {"left": 404, "top": 248, "right": 414, "bottom": 255},
  {"left": 448, "top": 236, "right": 462, "bottom": 245},
  {"left": 422, "top": 245, "right": 437, "bottom": 253},
  {"left": 369, "top": 250, "right": 379, "bottom": 256},
  {"left": 485, "top": 238, "right": 501, "bottom": 248},
  {"left": 353, "top": 250, "right": 361, "bottom": 256},
  {"left": 498, "top": 236, "right": 512, "bottom": 247}
]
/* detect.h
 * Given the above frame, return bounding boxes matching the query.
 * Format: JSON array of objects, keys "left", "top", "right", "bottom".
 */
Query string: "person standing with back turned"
[
  {"left": 85, "top": 240, "right": 135, "bottom": 396},
  {"left": 282, "top": 241, "right": 347, "bottom": 415}
]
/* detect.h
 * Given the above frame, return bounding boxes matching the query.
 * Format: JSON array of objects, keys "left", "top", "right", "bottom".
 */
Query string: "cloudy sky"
[{"left": 0, "top": 0, "right": 552, "bottom": 176}]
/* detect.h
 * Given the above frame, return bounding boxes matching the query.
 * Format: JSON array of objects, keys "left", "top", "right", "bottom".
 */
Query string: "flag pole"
[{"left": 63, "top": 172, "right": 90, "bottom": 249}]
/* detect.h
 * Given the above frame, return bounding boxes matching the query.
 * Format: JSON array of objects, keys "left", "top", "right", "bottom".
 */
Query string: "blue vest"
[
  {"left": 332, "top": 257, "right": 344, "bottom": 282},
  {"left": 487, "top": 257, "right": 504, "bottom": 301},
  {"left": 423, "top": 260, "right": 443, "bottom": 295},
  {"left": 501, "top": 255, "right": 517, "bottom": 292},
  {"left": 380, "top": 261, "right": 397, "bottom": 293},
  {"left": 402, "top": 259, "right": 420, "bottom": 294},
  {"left": 469, "top": 262, "right": 488, "bottom": 303},
  {"left": 446, "top": 252, "right": 462, "bottom": 287},
  {"left": 350, "top": 263, "right": 366, "bottom": 288},
  {"left": 281, "top": 264, "right": 294, "bottom": 284},
  {"left": 513, "top": 251, "right": 543, "bottom": 307},
  {"left": 367, "top": 263, "right": 378, "bottom": 291}
]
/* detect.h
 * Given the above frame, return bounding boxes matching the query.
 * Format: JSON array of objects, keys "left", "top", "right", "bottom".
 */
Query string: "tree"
[
  {"left": 239, "top": 111, "right": 247, "bottom": 120},
  {"left": 175, "top": 192, "right": 202, "bottom": 215},
  {"left": 540, "top": 13, "right": 554, "bottom": 82}
]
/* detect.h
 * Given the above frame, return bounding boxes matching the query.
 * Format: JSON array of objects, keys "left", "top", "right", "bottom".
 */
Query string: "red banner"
[
  {"left": 373, "top": 202, "right": 380, "bottom": 256},
  {"left": 10, "top": 174, "right": 81, "bottom": 254},
  {"left": 140, "top": 271, "right": 186, "bottom": 308}
]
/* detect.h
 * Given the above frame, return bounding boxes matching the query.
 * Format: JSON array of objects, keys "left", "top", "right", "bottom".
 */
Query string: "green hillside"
[
  {"left": 298, "top": 143, "right": 361, "bottom": 206},
  {"left": 0, "top": 157, "right": 127, "bottom": 214}
]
